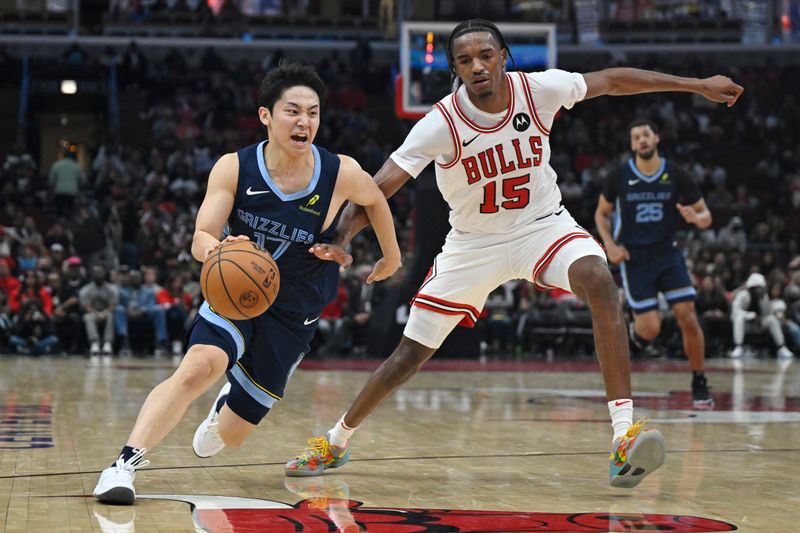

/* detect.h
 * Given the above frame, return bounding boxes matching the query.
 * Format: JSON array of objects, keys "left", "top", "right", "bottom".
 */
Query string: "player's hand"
[
  {"left": 699, "top": 75, "right": 744, "bottom": 107},
  {"left": 676, "top": 203, "right": 699, "bottom": 225},
  {"left": 366, "top": 255, "right": 402, "bottom": 284},
  {"left": 606, "top": 242, "right": 630, "bottom": 265},
  {"left": 309, "top": 243, "right": 353, "bottom": 271},
  {"left": 203, "top": 235, "right": 250, "bottom": 261}
]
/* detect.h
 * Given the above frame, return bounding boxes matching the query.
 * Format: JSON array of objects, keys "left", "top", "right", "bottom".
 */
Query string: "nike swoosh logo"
[
  {"left": 462, "top": 134, "right": 480, "bottom": 147},
  {"left": 614, "top": 400, "right": 631, "bottom": 406},
  {"left": 303, "top": 316, "right": 320, "bottom": 325},
  {"left": 627, "top": 179, "right": 640, "bottom": 186},
  {"left": 246, "top": 187, "right": 271, "bottom": 196}
]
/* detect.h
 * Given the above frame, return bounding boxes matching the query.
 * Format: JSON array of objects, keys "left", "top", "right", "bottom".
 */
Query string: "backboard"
[{"left": 398, "top": 21, "right": 557, "bottom": 119}]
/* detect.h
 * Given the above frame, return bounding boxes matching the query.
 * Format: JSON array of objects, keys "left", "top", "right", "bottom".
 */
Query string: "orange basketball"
[{"left": 201, "top": 240, "right": 280, "bottom": 320}]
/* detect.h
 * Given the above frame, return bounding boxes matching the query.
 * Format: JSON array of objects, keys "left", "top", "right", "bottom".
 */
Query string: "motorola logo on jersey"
[{"left": 512, "top": 112, "right": 531, "bottom": 132}]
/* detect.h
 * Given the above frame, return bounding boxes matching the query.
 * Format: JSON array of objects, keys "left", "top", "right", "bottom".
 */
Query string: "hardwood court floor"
[{"left": 1, "top": 354, "right": 798, "bottom": 532}]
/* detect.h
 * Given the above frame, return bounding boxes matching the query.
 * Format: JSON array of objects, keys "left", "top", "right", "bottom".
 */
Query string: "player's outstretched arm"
[
  {"left": 192, "top": 153, "right": 249, "bottom": 262},
  {"left": 338, "top": 155, "right": 402, "bottom": 283},
  {"left": 582, "top": 68, "right": 743, "bottom": 107},
  {"left": 334, "top": 158, "right": 413, "bottom": 248}
]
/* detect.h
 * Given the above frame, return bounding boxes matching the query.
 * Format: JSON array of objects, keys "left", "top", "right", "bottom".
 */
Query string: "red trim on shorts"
[
  {"left": 451, "top": 74, "right": 516, "bottom": 133},
  {"left": 517, "top": 72, "right": 550, "bottom": 136},
  {"left": 418, "top": 259, "right": 437, "bottom": 293},
  {"left": 434, "top": 102, "right": 461, "bottom": 169},
  {"left": 531, "top": 232, "right": 592, "bottom": 289},
  {"left": 410, "top": 293, "right": 480, "bottom": 328}
]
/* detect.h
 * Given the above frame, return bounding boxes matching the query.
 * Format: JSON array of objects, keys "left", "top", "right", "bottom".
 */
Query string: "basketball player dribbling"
[
  {"left": 286, "top": 19, "right": 743, "bottom": 488},
  {"left": 93, "top": 64, "right": 401, "bottom": 505}
]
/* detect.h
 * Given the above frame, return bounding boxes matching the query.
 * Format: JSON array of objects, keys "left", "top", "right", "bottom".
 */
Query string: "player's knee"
[
  {"left": 569, "top": 257, "right": 616, "bottom": 303},
  {"left": 385, "top": 339, "right": 432, "bottom": 382},
  {"left": 637, "top": 320, "right": 661, "bottom": 340},
  {"left": 173, "top": 348, "right": 223, "bottom": 393}
]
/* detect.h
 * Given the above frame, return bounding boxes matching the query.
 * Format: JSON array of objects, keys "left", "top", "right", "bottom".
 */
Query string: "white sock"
[
  {"left": 328, "top": 413, "right": 357, "bottom": 447},
  {"left": 608, "top": 399, "right": 633, "bottom": 441}
]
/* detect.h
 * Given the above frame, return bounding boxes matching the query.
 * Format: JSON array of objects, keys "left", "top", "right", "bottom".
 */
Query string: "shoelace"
[
  {"left": 297, "top": 436, "right": 331, "bottom": 463},
  {"left": 115, "top": 447, "right": 151, "bottom": 473},
  {"left": 610, "top": 418, "right": 648, "bottom": 463},
  {"left": 202, "top": 418, "right": 224, "bottom": 444}
]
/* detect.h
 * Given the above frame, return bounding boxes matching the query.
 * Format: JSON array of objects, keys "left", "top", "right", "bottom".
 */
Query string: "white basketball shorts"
[{"left": 404, "top": 208, "right": 606, "bottom": 349}]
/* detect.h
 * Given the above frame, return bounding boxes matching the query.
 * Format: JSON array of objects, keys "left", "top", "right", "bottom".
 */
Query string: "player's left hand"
[
  {"left": 676, "top": 203, "right": 699, "bottom": 225},
  {"left": 699, "top": 75, "right": 744, "bottom": 107},
  {"left": 366, "top": 255, "right": 401, "bottom": 284},
  {"left": 309, "top": 243, "right": 353, "bottom": 271}
]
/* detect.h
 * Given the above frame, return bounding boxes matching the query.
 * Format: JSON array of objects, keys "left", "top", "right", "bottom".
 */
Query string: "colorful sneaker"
[
  {"left": 93, "top": 448, "right": 149, "bottom": 505},
  {"left": 609, "top": 420, "right": 665, "bottom": 488},
  {"left": 692, "top": 373, "right": 715, "bottom": 411},
  {"left": 285, "top": 433, "right": 350, "bottom": 477},
  {"left": 192, "top": 382, "right": 230, "bottom": 458}
]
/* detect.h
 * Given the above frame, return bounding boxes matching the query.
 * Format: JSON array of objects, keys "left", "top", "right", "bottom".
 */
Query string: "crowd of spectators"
[{"left": 1, "top": 46, "right": 799, "bottom": 360}]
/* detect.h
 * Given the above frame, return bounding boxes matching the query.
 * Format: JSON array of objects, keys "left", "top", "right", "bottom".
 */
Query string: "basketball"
[{"left": 201, "top": 240, "right": 280, "bottom": 320}]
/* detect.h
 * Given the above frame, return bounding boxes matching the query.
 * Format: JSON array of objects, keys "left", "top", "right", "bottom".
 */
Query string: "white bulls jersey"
[{"left": 391, "top": 69, "right": 587, "bottom": 234}]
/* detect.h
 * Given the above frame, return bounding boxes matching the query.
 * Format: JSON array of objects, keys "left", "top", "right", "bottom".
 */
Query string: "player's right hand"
[
  {"left": 700, "top": 75, "right": 744, "bottom": 107},
  {"left": 366, "top": 255, "right": 402, "bottom": 284},
  {"left": 606, "top": 242, "right": 630, "bottom": 265},
  {"left": 203, "top": 235, "right": 250, "bottom": 261}
]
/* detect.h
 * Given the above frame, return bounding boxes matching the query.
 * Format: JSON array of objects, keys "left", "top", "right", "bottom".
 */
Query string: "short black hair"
[
  {"left": 628, "top": 119, "right": 659, "bottom": 135},
  {"left": 446, "top": 19, "right": 515, "bottom": 84},
  {"left": 257, "top": 63, "right": 327, "bottom": 113}
]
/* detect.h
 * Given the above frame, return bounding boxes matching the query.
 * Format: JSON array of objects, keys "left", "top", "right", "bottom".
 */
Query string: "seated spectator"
[
  {"left": 152, "top": 270, "right": 190, "bottom": 356},
  {"left": 9, "top": 301, "right": 59, "bottom": 356},
  {"left": 0, "top": 258, "right": 21, "bottom": 311},
  {"left": 695, "top": 276, "right": 730, "bottom": 356},
  {"left": 716, "top": 216, "right": 747, "bottom": 253},
  {"left": 0, "top": 291, "right": 12, "bottom": 350},
  {"left": 484, "top": 282, "right": 516, "bottom": 355},
  {"left": 115, "top": 269, "right": 168, "bottom": 356},
  {"left": 730, "top": 273, "right": 794, "bottom": 359},
  {"left": 53, "top": 257, "right": 86, "bottom": 353},
  {"left": 15, "top": 271, "right": 53, "bottom": 316},
  {"left": 770, "top": 282, "right": 800, "bottom": 352},
  {"left": 79, "top": 265, "right": 118, "bottom": 355}
]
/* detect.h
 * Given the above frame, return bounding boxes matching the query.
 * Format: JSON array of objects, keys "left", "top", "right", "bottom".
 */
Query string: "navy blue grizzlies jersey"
[
  {"left": 603, "top": 158, "right": 701, "bottom": 247},
  {"left": 226, "top": 140, "right": 341, "bottom": 317}
]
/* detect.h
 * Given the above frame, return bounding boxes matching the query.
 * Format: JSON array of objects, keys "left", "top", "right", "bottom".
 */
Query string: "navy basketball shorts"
[
  {"left": 186, "top": 301, "right": 318, "bottom": 424},
  {"left": 619, "top": 243, "right": 696, "bottom": 315}
]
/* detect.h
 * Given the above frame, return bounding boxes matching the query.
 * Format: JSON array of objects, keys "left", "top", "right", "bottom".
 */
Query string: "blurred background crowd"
[{"left": 1, "top": 0, "right": 799, "bottom": 360}]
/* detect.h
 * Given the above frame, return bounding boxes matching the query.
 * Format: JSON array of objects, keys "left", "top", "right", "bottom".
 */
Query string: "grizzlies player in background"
[
  {"left": 595, "top": 119, "right": 715, "bottom": 410},
  {"left": 93, "top": 64, "right": 401, "bottom": 505},
  {"left": 286, "top": 19, "right": 741, "bottom": 489}
]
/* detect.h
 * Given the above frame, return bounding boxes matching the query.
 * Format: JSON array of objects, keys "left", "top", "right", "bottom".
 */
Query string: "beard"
[{"left": 638, "top": 149, "right": 656, "bottom": 160}]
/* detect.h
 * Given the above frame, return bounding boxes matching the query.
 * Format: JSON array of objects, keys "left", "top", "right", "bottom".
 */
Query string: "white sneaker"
[
  {"left": 193, "top": 382, "right": 231, "bottom": 458},
  {"left": 90, "top": 341, "right": 101, "bottom": 356},
  {"left": 102, "top": 342, "right": 113, "bottom": 355},
  {"left": 730, "top": 345, "right": 744, "bottom": 359},
  {"left": 777, "top": 346, "right": 794, "bottom": 360},
  {"left": 93, "top": 448, "right": 149, "bottom": 505},
  {"left": 171, "top": 340, "right": 183, "bottom": 356}
]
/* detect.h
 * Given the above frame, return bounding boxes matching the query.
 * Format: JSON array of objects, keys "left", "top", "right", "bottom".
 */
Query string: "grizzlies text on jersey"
[
  {"left": 226, "top": 140, "right": 341, "bottom": 317},
  {"left": 603, "top": 158, "right": 701, "bottom": 248}
]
